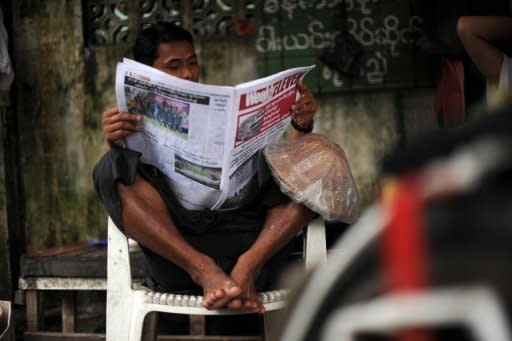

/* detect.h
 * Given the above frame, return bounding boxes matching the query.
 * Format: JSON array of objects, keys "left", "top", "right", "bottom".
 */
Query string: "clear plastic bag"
[{"left": 264, "top": 133, "right": 360, "bottom": 223}]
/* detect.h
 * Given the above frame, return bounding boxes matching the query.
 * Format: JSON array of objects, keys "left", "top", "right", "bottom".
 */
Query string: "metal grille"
[
  {"left": 84, "top": 0, "right": 256, "bottom": 47},
  {"left": 85, "top": 0, "right": 133, "bottom": 46}
]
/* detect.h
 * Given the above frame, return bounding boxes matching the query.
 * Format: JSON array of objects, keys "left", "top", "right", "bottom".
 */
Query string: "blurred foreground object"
[
  {"left": 264, "top": 133, "right": 360, "bottom": 223},
  {"left": 0, "top": 301, "right": 14, "bottom": 341},
  {"left": 279, "top": 105, "right": 512, "bottom": 341}
]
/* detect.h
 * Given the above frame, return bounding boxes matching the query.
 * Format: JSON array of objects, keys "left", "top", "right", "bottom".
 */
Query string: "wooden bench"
[{"left": 16, "top": 241, "right": 146, "bottom": 340}]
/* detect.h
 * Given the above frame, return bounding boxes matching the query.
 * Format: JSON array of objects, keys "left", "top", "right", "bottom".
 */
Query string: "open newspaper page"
[
  {"left": 116, "top": 59, "right": 314, "bottom": 210},
  {"left": 116, "top": 59, "right": 235, "bottom": 210},
  {"left": 213, "top": 65, "right": 315, "bottom": 210}
]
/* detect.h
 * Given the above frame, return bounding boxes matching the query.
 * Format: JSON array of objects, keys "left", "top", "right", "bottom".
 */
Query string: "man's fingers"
[
  {"left": 104, "top": 112, "right": 141, "bottom": 125},
  {"left": 105, "top": 120, "right": 139, "bottom": 133},
  {"left": 105, "top": 121, "right": 140, "bottom": 143},
  {"left": 103, "top": 107, "right": 119, "bottom": 117},
  {"left": 294, "top": 99, "right": 317, "bottom": 116},
  {"left": 103, "top": 106, "right": 141, "bottom": 123},
  {"left": 106, "top": 130, "right": 128, "bottom": 143},
  {"left": 297, "top": 79, "right": 311, "bottom": 94}
]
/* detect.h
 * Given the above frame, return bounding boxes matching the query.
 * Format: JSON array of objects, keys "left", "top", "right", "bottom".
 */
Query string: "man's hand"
[
  {"left": 290, "top": 80, "right": 318, "bottom": 135},
  {"left": 102, "top": 107, "right": 141, "bottom": 147}
]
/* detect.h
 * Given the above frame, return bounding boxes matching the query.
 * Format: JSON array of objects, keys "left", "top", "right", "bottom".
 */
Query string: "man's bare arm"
[{"left": 457, "top": 16, "right": 512, "bottom": 84}]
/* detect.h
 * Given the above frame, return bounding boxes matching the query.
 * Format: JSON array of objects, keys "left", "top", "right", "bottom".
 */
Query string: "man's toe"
[
  {"left": 227, "top": 298, "right": 243, "bottom": 309},
  {"left": 225, "top": 285, "right": 242, "bottom": 298}
]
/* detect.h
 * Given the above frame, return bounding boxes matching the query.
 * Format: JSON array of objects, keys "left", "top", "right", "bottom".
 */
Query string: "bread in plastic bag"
[{"left": 263, "top": 133, "right": 360, "bottom": 223}]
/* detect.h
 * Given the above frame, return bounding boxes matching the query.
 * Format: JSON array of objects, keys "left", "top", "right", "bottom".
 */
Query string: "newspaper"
[{"left": 116, "top": 58, "right": 314, "bottom": 210}]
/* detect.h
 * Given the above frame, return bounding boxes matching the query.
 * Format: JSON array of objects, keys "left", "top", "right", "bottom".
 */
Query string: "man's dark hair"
[{"left": 132, "top": 22, "right": 194, "bottom": 66}]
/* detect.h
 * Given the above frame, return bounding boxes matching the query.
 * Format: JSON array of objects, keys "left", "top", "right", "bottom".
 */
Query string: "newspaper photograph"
[{"left": 115, "top": 58, "right": 314, "bottom": 210}]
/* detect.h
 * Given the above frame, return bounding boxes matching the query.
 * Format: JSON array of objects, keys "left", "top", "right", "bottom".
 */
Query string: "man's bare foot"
[
  {"left": 195, "top": 259, "right": 242, "bottom": 310},
  {"left": 229, "top": 257, "right": 265, "bottom": 314}
]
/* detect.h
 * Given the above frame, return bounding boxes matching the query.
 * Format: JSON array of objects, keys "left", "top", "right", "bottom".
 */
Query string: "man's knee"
[
  {"left": 92, "top": 150, "right": 127, "bottom": 231},
  {"left": 92, "top": 152, "right": 114, "bottom": 195},
  {"left": 93, "top": 148, "right": 141, "bottom": 193}
]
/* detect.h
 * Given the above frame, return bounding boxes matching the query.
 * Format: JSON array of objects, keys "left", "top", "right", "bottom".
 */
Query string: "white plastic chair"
[{"left": 106, "top": 217, "right": 326, "bottom": 341}]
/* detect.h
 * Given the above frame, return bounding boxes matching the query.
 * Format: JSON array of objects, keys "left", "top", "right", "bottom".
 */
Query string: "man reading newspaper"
[{"left": 93, "top": 22, "right": 318, "bottom": 313}]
